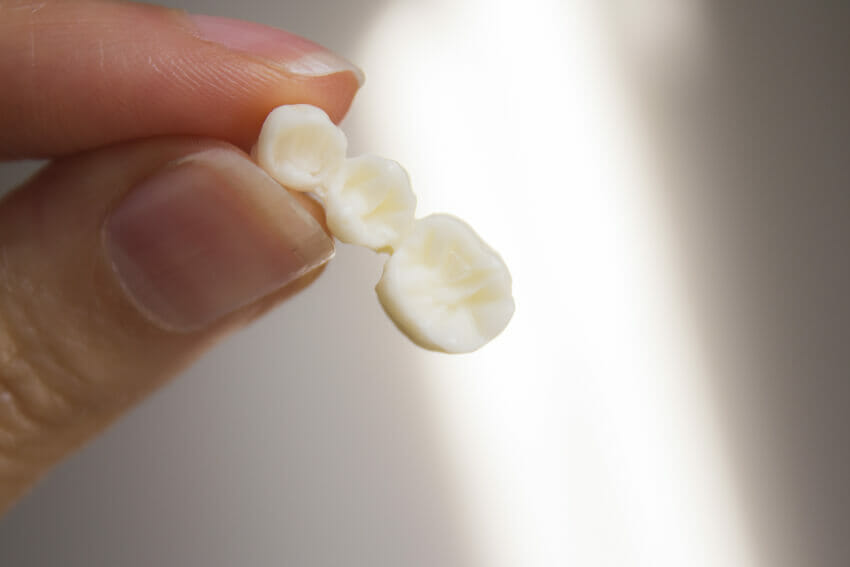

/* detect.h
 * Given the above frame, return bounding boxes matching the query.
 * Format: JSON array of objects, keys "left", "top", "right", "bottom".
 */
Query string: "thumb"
[{"left": 0, "top": 138, "right": 334, "bottom": 510}]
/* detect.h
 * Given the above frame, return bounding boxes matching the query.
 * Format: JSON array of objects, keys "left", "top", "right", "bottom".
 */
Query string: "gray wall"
[{"left": 1, "top": 1, "right": 848, "bottom": 566}]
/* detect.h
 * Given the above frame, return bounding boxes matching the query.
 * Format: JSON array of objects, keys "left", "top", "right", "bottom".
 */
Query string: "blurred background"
[{"left": 1, "top": 1, "right": 848, "bottom": 566}]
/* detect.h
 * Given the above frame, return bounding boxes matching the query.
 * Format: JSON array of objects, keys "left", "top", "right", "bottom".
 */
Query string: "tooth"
[
  {"left": 253, "top": 104, "right": 514, "bottom": 353},
  {"left": 376, "top": 214, "right": 514, "bottom": 353},
  {"left": 324, "top": 154, "right": 417, "bottom": 252},
  {"left": 255, "top": 104, "right": 347, "bottom": 192}
]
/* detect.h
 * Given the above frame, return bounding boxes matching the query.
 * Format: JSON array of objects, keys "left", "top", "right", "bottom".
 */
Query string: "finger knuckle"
[{"left": 0, "top": 292, "right": 88, "bottom": 464}]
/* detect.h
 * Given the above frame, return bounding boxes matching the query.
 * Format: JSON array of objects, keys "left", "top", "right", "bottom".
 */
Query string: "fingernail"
[
  {"left": 104, "top": 148, "right": 334, "bottom": 332},
  {"left": 188, "top": 14, "right": 365, "bottom": 86}
]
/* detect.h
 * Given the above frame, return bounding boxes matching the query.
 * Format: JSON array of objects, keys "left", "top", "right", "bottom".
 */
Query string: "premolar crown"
[
  {"left": 324, "top": 154, "right": 417, "bottom": 252},
  {"left": 255, "top": 104, "right": 347, "bottom": 192}
]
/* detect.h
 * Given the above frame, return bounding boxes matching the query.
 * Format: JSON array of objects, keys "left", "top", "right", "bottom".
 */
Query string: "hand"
[{"left": 0, "top": 0, "right": 361, "bottom": 513}]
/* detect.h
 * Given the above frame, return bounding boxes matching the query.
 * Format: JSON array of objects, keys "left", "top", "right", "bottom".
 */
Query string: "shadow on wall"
[
  {"left": 607, "top": 3, "right": 850, "bottom": 567},
  {"left": 173, "top": 0, "right": 393, "bottom": 55},
  {"left": 0, "top": 1, "right": 480, "bottom": 567}
]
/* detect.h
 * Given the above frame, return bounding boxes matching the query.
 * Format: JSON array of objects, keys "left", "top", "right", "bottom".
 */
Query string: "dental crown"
[{"left": 254, "top": 104, "right": 514, "bottom": 353}]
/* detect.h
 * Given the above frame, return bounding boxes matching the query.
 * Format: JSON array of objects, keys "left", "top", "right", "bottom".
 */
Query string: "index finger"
[{"left": 0, "top": 0, "right": 362, "bottom": 159}]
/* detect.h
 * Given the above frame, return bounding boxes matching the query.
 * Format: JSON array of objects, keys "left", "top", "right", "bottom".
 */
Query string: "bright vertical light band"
[{"left": 353, "top": 1, "right": 756, "bottom": 566}]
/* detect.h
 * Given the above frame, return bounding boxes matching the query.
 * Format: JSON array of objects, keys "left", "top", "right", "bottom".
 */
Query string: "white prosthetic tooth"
[
  {"left": 255, "top": 104, "right": 347, "bottom": 192},
  {"left": 376, "top": 214, "right": 514, "bottom": 353},
  {"left": 324, "top": 155, "right": 417, "bottom": 252}
]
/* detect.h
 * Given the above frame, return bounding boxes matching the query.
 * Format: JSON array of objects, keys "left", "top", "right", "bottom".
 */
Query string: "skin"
[{"left": 0, "top": 0, "right": 360, "bottom": 513}]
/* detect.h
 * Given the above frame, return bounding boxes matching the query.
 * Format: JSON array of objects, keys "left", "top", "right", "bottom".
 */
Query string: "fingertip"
[
  {"left": 236, "top": 69, "right": 360, "bottom": 147},
  {"left": 187, "top": 14, "right": 364, "bottom": 89},
  {"left": 0, "top": 1, "right": 363, "bottom": 157}
]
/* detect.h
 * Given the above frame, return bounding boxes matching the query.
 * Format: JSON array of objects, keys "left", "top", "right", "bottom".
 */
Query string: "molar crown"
[{"left": 376, "top": 214, "right": 514, "bottom": 353}]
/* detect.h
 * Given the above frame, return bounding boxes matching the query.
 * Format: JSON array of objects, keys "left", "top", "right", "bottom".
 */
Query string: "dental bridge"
[{"left": 255, "top": 105, "right": 514, "bottom": 354}]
